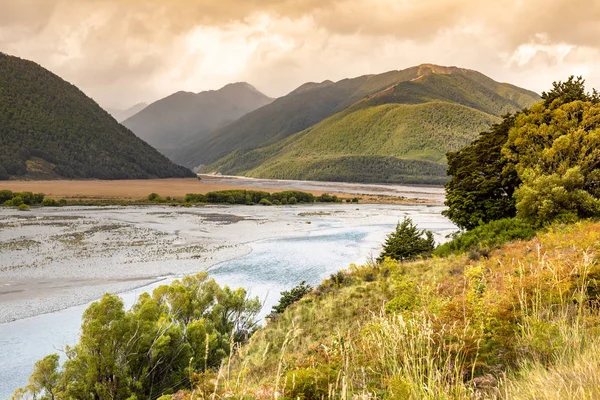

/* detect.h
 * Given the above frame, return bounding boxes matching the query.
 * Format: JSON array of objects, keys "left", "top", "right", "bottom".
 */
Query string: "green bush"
[
  {"left": 378, "top": 217, "right": 435, "bottom": 262},
  {"left": 147, "top": 192, "right": 161, "bottom": 202},
  {"left": 272, "top": 199, "right": 281, "bottom": 205},
  {"left": 58, "top": 199, "right": 68, "bottom": 206},
  {"left": 258, "top": 198, "right": 272, "bottom": 206},
  {"left": 433, "top": 218, "right": 536, "bottom": 257},
  {"left": 185, "top": 193, "right": 207, "bottom": 203},
  {"left": 288, "top": 196, "right": 298, "bottom": 204},
  {"left": 0, "top": 189, "right": 13, "bottom": 203},
  {"left": 271, "top": 281, "right": 312, "bottom": 314},
  {"left": 42, "top": 198, "right": 60, "bottom": 207},
  {"left": 317, "top": 193, "right": 340, "bottom": 203},
  {"left": 10, "top": 196, "right": 24, "bottom": 206},
  {"left": 17, "top": 203, "right": 30, "bottom": 211}
]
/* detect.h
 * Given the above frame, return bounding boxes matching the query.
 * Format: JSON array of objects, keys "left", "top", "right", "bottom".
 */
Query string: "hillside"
[
  {"left": 0, "top": 52, "right": 195, "bottom": 180},
  {"left": 175, "top": 64, "right": 539, "bottom": 172},
  {"left": 106, "top": 102, "right": 148, "bottom": 122},
  {"left": 122, "top": 83, "right": 273, "bottom": 157}
]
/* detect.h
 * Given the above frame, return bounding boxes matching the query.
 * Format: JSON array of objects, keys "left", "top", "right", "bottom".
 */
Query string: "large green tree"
[
  {"left": 378, "top": 217, "right": 435, "bottom": 262},
  {"left": 14, "top": 273, "right": 261, "bottom": 400},
  {"left": 443, "top": 114, "right": 520, "bottom": 230}
]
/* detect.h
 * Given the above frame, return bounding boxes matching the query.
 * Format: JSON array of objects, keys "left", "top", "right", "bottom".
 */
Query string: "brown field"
[{"left": 1, "top": 177, "right": 431, "bottom": 204}]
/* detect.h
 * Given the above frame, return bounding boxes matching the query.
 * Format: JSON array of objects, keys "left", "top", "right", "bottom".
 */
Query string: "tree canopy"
[
  {"left": 444, "top": 76, "right": 600, "bottom": 229},
  {"left": 378, "top": 217, "right": 435, "bottom": 262}
]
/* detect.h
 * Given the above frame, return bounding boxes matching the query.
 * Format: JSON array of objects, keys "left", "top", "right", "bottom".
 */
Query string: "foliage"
[
  {"left": 17, "top": 203, "right": 30, "bottom": 211},
  {"left": 258, "top": 198, "right": 272, "bottom": 205},
  {"left": 433, "top": 218, "right": 536, "bottom": 257},
  {"left": 0, "top": 52, "right": 194, "bottom": 179},
  {"left": 504, "top": 97, "right": 600, "bottom": 226},
  {"left": 271, "top": 281, "right": 313, "bottom": 315},
  {"left": 1, "top": 190, "right": 45, "bottom": 206},
  {"left": 14, "top": 273, "right": 261, "bottom": 399},
  {"left": 377, "top": 217, "right": 435, "bottom": 262},
  {"left": 191, "top": 221, "right": 600, "bottom": 399},
  {"left": 541, "top": 75, "right": 600, "bottom": 107},
  {"left": 443, "top": 114, "right": 520, "bottom": 230}
]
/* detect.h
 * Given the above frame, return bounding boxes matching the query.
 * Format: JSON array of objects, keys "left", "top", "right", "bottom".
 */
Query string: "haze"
[{"left": 1, "top": 0, "right": 598, "bottom": 109}]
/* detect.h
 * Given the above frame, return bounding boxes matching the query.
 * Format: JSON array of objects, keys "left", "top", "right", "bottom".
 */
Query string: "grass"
[{"left": 160, "top": 220, "right": 600, "bottom": 398}]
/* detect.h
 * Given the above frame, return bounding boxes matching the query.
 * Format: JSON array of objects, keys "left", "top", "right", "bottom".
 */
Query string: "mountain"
[
  {"left": 106, "top": 102, "right": 148, "bottom": 122},
  {"left": 173, "top": 65, "right": 539, "bottom": 173},
  {"left": 0, "top": 52, "right": 195, "bottom": 180},
  {"left": 189, "top": 65, "right": 540, "bottom": 184},
  {"left": 122, "top": 83, "right": 273, "bottom": 158}
]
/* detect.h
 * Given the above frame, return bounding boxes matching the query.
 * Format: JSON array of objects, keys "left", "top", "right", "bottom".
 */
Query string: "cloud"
[{"left": 1, "top": 0, "right": 599, "bottom": 108}]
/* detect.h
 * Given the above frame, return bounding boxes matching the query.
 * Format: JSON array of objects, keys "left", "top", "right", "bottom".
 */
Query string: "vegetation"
[
  {"left": 13, "top": 273, "right": 260, "bottom": 399},
  {"left": 270, "top": 281, "right": 313, "bottom": 315},
  {"left": 1, "top": 190, "right": 46, "bottom": 207},
  {"left": 378, "top": 217, "right": 435, "bottom": 262},
  {"left": 177, "top": 64, "right": 539, "bottom": 173},
  {"left": 433, "top": 218, "right": 536, "bottom": 257},
  {"left": 0, "top": 52, "right": 194, "bottom": 180},
  {"left": 102, "top": 220, "right": 600, "bottom": 399},
  {"left": 444, "top": 76, "right": 600, "bottom": 229}
]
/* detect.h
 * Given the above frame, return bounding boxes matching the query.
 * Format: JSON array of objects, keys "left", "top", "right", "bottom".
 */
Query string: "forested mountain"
[
  {"left": 193, "top": 65, "right": 539, "bottom": 183},
  {"left": 0, "top": 52, "right": 195, "bottom": 180},
  {"left": 122, "top": 83, "right": 273, "bottom": 158},
  {"left": 106, "top": 102, "right": 148, "bottom": 122}
]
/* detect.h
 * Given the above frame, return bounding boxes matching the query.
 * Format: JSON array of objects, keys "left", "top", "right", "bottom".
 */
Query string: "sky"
[{"left": 1, "top": 0, "right": 599, "bottom": 109}]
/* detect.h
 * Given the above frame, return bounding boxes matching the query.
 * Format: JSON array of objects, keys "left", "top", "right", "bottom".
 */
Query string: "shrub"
[
  {"left": 10, "top": 196, "right": 24, "bottom": 207},
  {"left": 272, "top": 199, "right": 281, "bottom": 205},
  {"left": 58, "top": 199, "right": 68, "bottom": 206},
  {"left": 433, "top": 218, "right": 536, "bottom": 257},
  {"left": 288, "top": 196, "right": 297, "bottom": 204},
  {"left": 42, "top": 198, "right": 60, "bottom": 207},
  {"left": 147, "top": 193, "right": 161, "bottom": 202},
  {"left": 318, "top": 193, "right": 340, "bottom": 203},
  {"left": 258, "top": 198, "right": 272, "bottom": 206},
  {"left": 17, "top": 204, "right": 30, "bottom": 211},
  {"left": 271, "top": 281, "right": 312, "bottom": 314},
  {"left": 378, "top": 217, "right": 435, "bottom": 262},
  {"left": 352, "top": 197, "right": 359, "bottom": 203},
  {"left": 185, "top": 193, "right": 207, "bottom": 203},
  {"left": 0, "top": 189, "right": 13, "bottom": 203}
]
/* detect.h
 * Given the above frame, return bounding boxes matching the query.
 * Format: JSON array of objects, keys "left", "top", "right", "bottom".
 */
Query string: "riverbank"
[{"left": 0, "top": 175, "right": 444, "bottom": 204}]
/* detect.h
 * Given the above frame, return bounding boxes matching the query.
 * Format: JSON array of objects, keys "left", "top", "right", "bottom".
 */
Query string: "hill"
[
  {"left": 106, "top": 102, "right": 148, "bottom": 122},
  {"left": 174, "top": 65, "right": 539, "bottom": 171},
  {"left": 122, "top": 83, "right": 273, "bottom": 158},
  {"left": 0, "top": 52, "right": 194, "bottom": 180}
]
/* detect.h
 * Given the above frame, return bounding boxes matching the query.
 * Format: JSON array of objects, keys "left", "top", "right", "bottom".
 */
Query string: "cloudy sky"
[{"left": 1, "top": 0, "right": 598, "bottom": 109}]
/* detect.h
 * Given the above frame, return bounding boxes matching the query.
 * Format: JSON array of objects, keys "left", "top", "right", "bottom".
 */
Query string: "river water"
[{"left": 0, "top": 204, "right": 454, "bottom": 398}]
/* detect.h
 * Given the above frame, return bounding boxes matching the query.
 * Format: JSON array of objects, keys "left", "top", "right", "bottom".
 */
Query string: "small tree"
[
  {"left": 377, "top": 217, "right": 435, "bottom": 262},
  {"left": 271, "top": 281, "right": 312, "bottom": 314}
]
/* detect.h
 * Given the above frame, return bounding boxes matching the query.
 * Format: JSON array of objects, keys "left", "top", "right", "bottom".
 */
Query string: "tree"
[
  {"left": 14, "top": 274, "right": 262, "bottom": 400},
  {"left": 503, "top": 98, "right": 600, "bottom": 226},
  {"left": 541, "top": 76, "right": 599, "bottom": 107},
  {"left": 271, "top": 281, "right": 313, "bottom": 315},
  {"left": 443, "top": 114, "right": 520, "bottom": 230},
  {"left": 377, "top": 217, "right": 435, "bottom": 262}
]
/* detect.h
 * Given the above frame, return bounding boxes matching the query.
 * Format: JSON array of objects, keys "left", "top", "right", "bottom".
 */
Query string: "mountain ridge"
[{"left": 0, "top": 52, "right": 194, "bottom": 180}]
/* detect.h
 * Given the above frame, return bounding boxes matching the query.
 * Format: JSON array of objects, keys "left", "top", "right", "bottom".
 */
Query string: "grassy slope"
[
  {"left": 202, "top": 70, "right": 539, "bottom": 184},
  {"left": 206, "top": 101, "right": 498, "bottom": 184},
  {"left": 174, "top": 65, "right": 539, "bottom": 169},
  {"left": 205, "top": 221, "right": 600, "bottom": 398}
]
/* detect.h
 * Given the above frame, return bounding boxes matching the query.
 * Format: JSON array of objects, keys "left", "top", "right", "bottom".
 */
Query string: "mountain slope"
[
  {"left": 0, "top": 52, "right": 194, "bottom": 180},
  {"left": 107, "top": 102, "right": 148, "bottom": 122},
  {"left": 122, "top": 83, "right": 273, "bottom": 157},
  {"left": 174, "top": 64, "right": 539, "bottom": 169}
]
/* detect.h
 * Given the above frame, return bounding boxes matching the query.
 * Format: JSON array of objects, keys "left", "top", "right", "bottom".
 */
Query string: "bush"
[
  {"left": 258, "top": 198, "right": 272, "bottom": 206},
  {"left": 288, "top": 196, "right": 298, "bottom": 204},
  {"left": 272, "top": 199, "right": 281, "bottom": 205},
  {"left": 17, "top": 203, "right": 30, "bottom": 211},
  {"left": 378, "top": 217, "right": 435, "bottom": 262},
  {"left": 42, "top": 198, "right": 60, "bottom": 207},
  {"left": 271, "top": 281, "right": 312, "bottom": 314},
  {"left": 433, "top": 218, "right": 536, "bottom": 257},
  {"left": 185, "top": 193, "right": 207, "bottom": 203},
  {"left": 0, "top": 189, "right": 13, "bottom": 203},
  {"left": 58, "top": 199, "right": 68, "bottom": 206},
  {"left": 147, "top": 193, "right": 161, "bottom": 202},
  {"left": 10, "top": 196, "right": 24, "bottom": 206},
  {"left": 318, "top": 193, "right": 340, "bottom": 203}
]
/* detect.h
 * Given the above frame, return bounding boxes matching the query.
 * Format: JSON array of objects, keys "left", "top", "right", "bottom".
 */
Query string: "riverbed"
[{"left": 0, "top": 203, "right": 455, "bottom": 397}]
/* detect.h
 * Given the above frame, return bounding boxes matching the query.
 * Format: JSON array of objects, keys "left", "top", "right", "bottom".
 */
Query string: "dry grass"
[{"left": 0, "top": 177, "right": 426, "bottom": 204}]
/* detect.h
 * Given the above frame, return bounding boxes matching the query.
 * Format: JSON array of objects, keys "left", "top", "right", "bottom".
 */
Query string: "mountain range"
[
  {"left": 0, "top": 52, "right": 194, "bottom": 180},
  {"left": 171, "top": 64, "right": 539, "bottom": 183},
  {"left": 106, "top": 102, "right": 148, "bottom": 122},
  {"left": 121, "top": 83, "right": 273, "bottom": 157}
]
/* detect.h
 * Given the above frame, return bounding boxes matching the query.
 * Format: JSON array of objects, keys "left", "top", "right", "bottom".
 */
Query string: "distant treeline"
[{"left": 0, "top": 189, "right": 356, "bottom": 209}]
